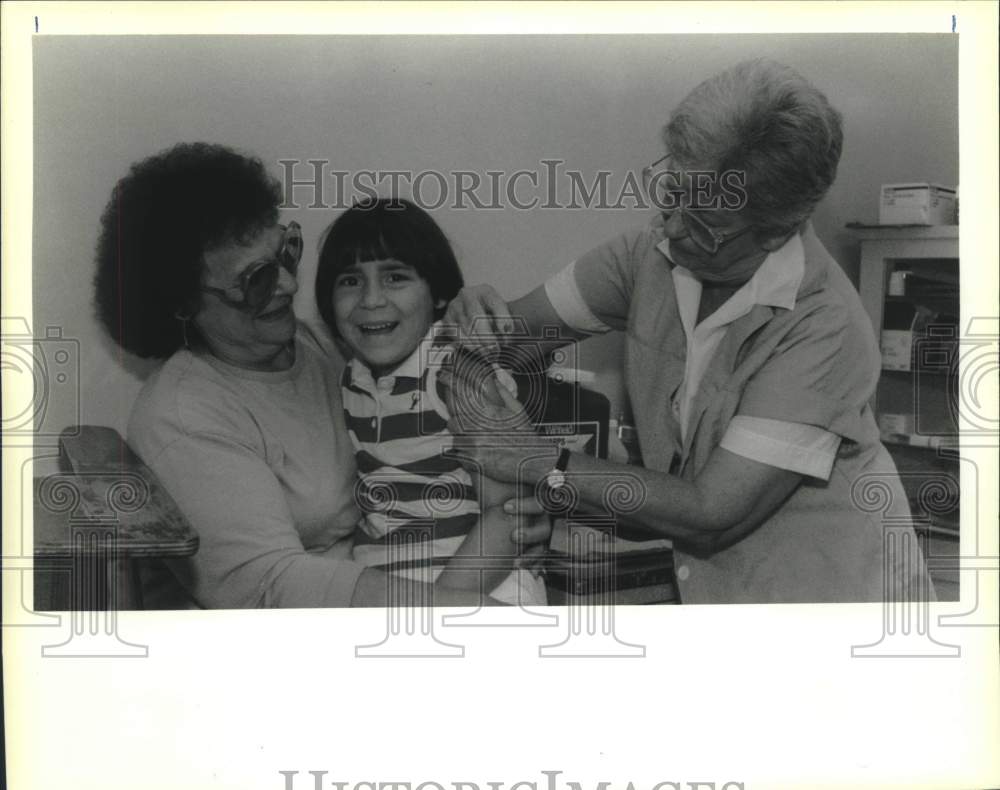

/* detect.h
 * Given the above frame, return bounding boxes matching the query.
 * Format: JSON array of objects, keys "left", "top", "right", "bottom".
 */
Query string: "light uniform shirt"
[
  {"left": 540, "top": 223, "right": 932, "bottom": 604},
  {"left": 545, "top": 233, "right": 841, "bottom": 480}
]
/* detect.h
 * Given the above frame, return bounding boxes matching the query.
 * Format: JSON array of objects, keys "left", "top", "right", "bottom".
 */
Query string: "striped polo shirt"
[
  {"left": 341, "top": 328, "right": 478, "bottom": 568},
  {"left": 341, "top": 326, "right": 549, "bottom": 606}
]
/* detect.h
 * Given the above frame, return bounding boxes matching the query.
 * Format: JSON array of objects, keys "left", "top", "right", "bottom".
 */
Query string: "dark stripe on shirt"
[
  {"left": 378, "top": 410, "right": 448, "bottom": 441},
  {"left": 344, "top": 411, "right": 377, "bottom": 443},
  {"left": 389, "top": 376, "right": 420, "bottom": 396},
  {"left": 344, "top": 409, "right": 449, "bottom": 444},
  {"left": 354, "top": 511, "right": 479, "bottom": 545},
  {"left": 355, "top": 448, "right": 465, "bottom": 477},
  {"left": 357, "top": 480, "right": 477, "bottom": 510}
]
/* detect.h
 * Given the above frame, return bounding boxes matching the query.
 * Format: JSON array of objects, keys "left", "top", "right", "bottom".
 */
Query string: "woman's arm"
[
  {"left": 444, "top": 367, "right": 803, "bottom": 555},
  {"left": 444, "top": 227, "right": 646, "bottom": 349},
  {"left": 444, "top": 283, "right": 587, "bottom": 362},
  {"left": 136, "top": 431, "right": 366, "bottom": 608},
  {"left": 351, "top": 502, "right": 551, "bottom": 606},
  {"left": 139, "top": 428, "right": 551, "bottom": 607},
  {"left": 516, "top": 444, "right": 802, "bottom": 554}
]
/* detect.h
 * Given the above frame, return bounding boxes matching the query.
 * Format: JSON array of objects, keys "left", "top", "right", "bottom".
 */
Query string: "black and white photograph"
[{"left": 3, "top": 3, "right": 998, "bottom": 789}]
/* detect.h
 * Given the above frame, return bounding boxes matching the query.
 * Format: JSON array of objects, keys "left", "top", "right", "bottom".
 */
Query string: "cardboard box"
[
  {"left": 877, "top": 412, "right": 914, "bottom": 436},
  {"left": 881, "top": 300, "right": 919, "bottom": 371},
  {"left": 880, "top": 299, "right": 958, "bottom": 373},
  {"left": 879, "top": 183, "right": 957, "bottom": 225},
  {"left": 880, "top": 329, "right": 914, "bottom": 371}
]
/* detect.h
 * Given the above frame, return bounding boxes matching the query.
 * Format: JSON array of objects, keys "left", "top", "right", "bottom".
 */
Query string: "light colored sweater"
[{"left": 127, "top": 323, "right": 365, "bottom": 608}]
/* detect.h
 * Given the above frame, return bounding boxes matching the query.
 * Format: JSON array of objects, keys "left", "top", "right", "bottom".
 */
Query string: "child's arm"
[
  {"left": 433, "top": 356, "right": 537, "bottom": 596},
  {"left": 476, "top": 467, "right": 525, "bottom": 510},
  {"left": 435, "top": 385, "right": 532, "bottom": 595},
  {"left": 434, "top": 498, "right": 521, "bottom": 595}
]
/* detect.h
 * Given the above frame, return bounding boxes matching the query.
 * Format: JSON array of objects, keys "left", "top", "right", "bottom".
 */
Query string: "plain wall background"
[{"left": 31, "top": 34, "right": 958, "bottom": 437}]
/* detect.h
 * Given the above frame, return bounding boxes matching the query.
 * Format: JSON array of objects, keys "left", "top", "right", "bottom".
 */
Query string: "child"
[{"left": 316, "top": 198, "right": 546, "bottom": 605}]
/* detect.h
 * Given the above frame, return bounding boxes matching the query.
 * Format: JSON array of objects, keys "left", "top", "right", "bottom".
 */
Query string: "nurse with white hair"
[{"left": 444, "top": 59, "right": 933, "bottom": 604}]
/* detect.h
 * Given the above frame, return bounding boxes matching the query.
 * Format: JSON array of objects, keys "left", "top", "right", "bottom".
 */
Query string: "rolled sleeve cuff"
[
  {"left": 720, "top": 416, "right": 841, "bottom": 480},
  {"left": 544, "top": 261, "right": 612, "bottom": 335}
]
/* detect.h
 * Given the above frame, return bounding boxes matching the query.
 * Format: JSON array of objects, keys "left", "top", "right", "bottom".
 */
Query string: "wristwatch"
[{"left": 545, "top": 447, "right": 571, "bottom": 491}]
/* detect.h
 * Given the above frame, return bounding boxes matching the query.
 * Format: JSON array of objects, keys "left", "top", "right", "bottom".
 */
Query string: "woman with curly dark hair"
[{"left": 96, "top": 142, "right": 547, "bottom": 608}]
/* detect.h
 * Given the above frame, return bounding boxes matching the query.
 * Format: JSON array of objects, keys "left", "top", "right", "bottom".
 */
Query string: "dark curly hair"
[
  {"left": 93, "top": 142, "right": 282, "bottom": 358},
  {"left": 315, "top": 198, "right": 464, "bottom": 338}
]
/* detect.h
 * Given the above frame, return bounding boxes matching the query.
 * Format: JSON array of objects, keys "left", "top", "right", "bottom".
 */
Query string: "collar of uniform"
[
  {"left": 749, "top": 230, "right": 804, "bottom": 310},
  {"left": 656, "top": 230, "right": 804, "bottom": 335},
  {"left": 347, "top": 322, "right": 441, "bottom": 393},
  {"left": 795, "top": 221, "right": 834, "bottom": 299},
  {"left": 655, "top": 219, "right": 831, "bottom": 302}
]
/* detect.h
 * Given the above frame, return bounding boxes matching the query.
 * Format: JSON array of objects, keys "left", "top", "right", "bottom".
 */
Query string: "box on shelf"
[
  {"left": 880, "top": 301, "right": 957, "bottom": 372},
  {"left": 879, "top": 183, "right": 957, "bottom": 226},
  {"left": 888, "top": 269, "right": 959, "bottom": 314},
  {"left": 881, "top": 301, "right": 921, "bottom": 371},
  {"left": 877, "top": 412, "right": 914, "bottom": 436},
  {"left": 877, "top": 366, "right": 958, "bottom": 439}
]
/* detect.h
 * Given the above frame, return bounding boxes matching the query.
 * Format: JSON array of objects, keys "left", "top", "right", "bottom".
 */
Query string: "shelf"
[
  {"left": 880, "top": 370, "right": 953, "bottom": 379},
  {"left": 915, "top": 518, "right": 960, "bottom": 539},
  {"left": 884, "top": 296, "right": 959, "bottom": 318},
  {"left": 847, "top": 223, "right": 959, "bottom": 241},
  {"left": 881, "top": 432, "right": 955, "bottom": 450},
  {"left": 884, "top": 294, "right": 958, "bottom": 304}
]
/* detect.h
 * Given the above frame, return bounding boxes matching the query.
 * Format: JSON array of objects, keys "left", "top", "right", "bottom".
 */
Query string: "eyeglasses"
[
  {"left": 201, "top": 221, "right": 303, "bottom": 315},
  {"left": 642, "top": 154, "right": 754, "bottom": 255}
]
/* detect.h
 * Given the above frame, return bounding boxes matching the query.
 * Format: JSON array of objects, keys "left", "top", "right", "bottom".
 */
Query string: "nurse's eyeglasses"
[
  {"left": 201, "top": 221, "right": 303, "bottom": 315},
  {"left": 642, "top": 154, "right": 754, "bottom": 255}
]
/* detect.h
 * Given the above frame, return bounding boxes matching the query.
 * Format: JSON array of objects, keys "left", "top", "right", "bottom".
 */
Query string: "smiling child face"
[{"left": 331, "top": 258, "right": 445, "bottom": 378}]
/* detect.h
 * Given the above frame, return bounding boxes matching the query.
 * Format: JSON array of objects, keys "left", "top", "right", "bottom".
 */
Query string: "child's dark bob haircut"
[{"left": 316, "top": 197, "right": 463, "bottom": 335}]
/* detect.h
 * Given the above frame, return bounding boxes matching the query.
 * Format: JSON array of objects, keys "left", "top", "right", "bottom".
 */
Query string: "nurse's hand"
[{"left": 443, "top": 284, "right": 515, "bottom": 347}]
